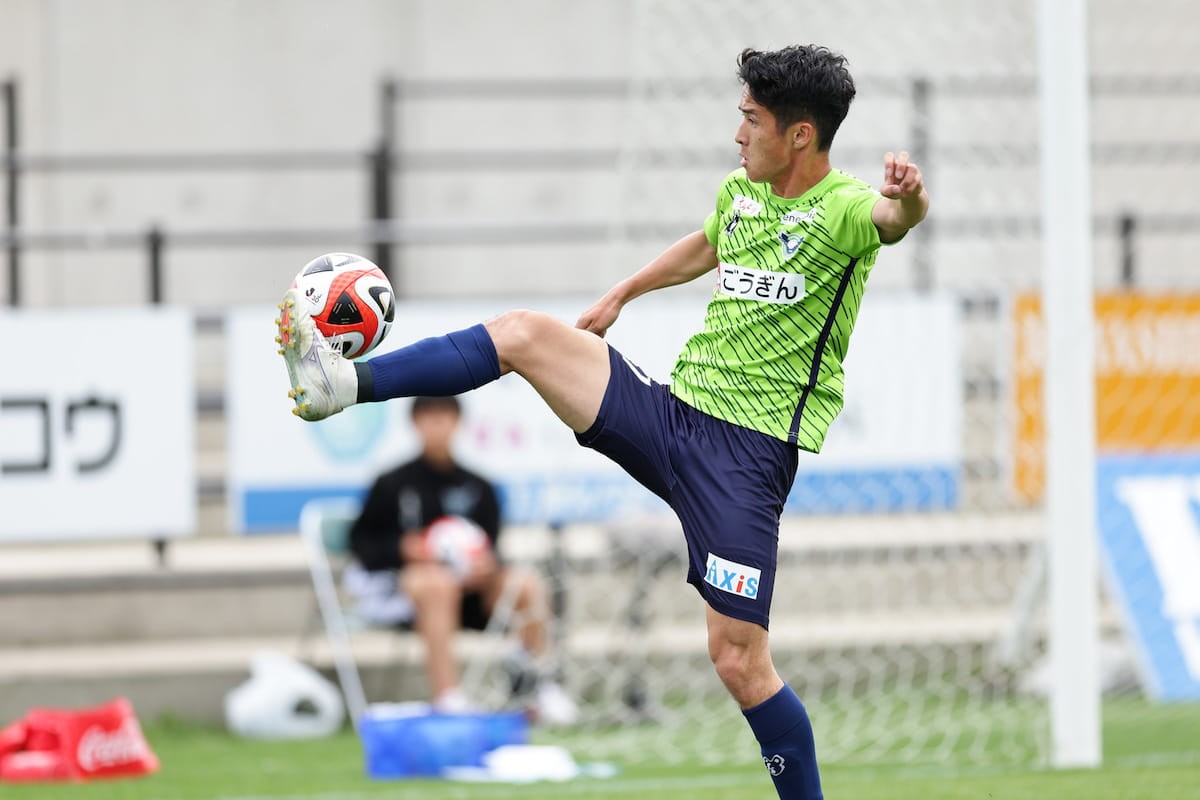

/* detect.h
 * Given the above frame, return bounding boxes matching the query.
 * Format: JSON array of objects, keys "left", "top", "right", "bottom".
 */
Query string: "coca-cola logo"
[{"left": 76, "top": 719, "right": 148, "bottom": 771}]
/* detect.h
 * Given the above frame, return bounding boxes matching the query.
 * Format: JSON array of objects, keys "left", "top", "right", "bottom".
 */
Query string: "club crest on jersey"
[
  {"left": 732, "top": 195, "right": 763, "bottom": 217},
  {"left": 704, "top": 553, "right": 761, "bottom": 600},
  {"left": 779, "top": 231, "right": 805, "bottom": 260}
]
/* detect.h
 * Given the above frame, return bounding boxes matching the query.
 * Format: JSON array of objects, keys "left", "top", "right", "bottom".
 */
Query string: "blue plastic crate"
[{"left": 359, "top": 708, "right": 528, "bottom": 779}]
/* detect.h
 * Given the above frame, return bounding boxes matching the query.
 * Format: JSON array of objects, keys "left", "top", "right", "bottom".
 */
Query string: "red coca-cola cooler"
[{"left": 0, "top": 697, "right": 159, "bottom": 783}]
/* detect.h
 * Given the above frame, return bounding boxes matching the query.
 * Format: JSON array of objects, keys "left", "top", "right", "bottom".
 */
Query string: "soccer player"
[{"left": 278, "top": 45, "right": 927, "bottom": 799}]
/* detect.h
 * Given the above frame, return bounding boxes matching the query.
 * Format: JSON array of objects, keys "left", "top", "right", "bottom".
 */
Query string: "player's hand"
[
  {"left": 576, "top": 294, "right": 623, "bottom": 338},
  {"left": 461, "top": 548, "right": 498, "bottom": 590},
  {"left": 880, "top": 151, "right": 924, "bottom": 200},
  {"left": 400, "top": 530, "right": 429, "bottom": 562}
]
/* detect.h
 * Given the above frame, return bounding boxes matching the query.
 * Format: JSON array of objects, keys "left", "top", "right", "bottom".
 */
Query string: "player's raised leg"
[
  {"left": 277, "top": 290, "right": 609, "bottom": 434},
  {"left": 483, "top": 309, "right": 609, "bottom": 433},
  {"left": 707, "top": 607, "right": 823, "bottom": 799}
]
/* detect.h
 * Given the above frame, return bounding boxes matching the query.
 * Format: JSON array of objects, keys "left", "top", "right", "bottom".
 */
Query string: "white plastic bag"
[{"left": 224, "top": 651, "right": 345, "bottom": 739}]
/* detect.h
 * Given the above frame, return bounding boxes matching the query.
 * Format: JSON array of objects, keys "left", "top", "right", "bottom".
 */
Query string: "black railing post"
[
  {"left": 147, "top": 225, "right": 165, "bottom": 304},
  {"left": 369, "top": 142, "right": 390, "bottom": 275},
  {"left": 371, "top": 77, "right": 399, "bottom": 284},
  {"left": 548, "top": 520, "right": 568, "bottom": 653},
  {"left": 1118, "top": 212, "right": 1136, "bottom": 290},
  {"left": 4, "top": 78, "right": 19, "bottom": 306},
  {"left": 910, "top": 76, "right": 932, "bottom": 292}
]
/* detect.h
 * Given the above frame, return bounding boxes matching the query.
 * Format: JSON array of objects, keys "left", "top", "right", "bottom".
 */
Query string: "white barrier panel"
[
  {"left": 0, "top": 308, "right": 195, "bottom": 541},
  {"left": 228, "top": 292, "right": 960, "bottom": 532}
]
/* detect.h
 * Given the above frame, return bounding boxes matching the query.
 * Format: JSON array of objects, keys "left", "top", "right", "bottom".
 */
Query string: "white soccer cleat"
[
  {"left": 275, "top": 287, "right": 356, "bottom": 421},
  {"left": 432, "top": 687, "right": 481, "bottom": 716},
  {"left": 533, "top": 681, "right": 580, "bottom": 727}
]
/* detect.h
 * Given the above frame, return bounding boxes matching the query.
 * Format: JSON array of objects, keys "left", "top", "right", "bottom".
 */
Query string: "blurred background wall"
[
  {"left": 2, "top": 0, "right": 1195, "bottom": 310},
  {"left": 0, "top": 0, "right": 635, "bottom": 305}
]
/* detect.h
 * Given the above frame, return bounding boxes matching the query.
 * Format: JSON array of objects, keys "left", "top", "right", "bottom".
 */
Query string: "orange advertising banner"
[{"left": 1014, "top": 293, "right": 1200, "bottom": 501}]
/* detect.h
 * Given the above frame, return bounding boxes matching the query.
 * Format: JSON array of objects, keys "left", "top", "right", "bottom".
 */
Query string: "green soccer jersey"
[{"left": 670, "top": 168, "right": 887, "bottom": 451}]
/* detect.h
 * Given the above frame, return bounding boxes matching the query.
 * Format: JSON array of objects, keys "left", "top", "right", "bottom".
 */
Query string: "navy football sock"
[
  {"left": 354, "top": 324, "right": 500, "bottom": 403},
  {"left": 743, "top": 684, "right": 823, "bottom": 800}
]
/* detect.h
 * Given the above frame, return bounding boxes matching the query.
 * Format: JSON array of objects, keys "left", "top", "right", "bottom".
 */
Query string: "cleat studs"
[
  {"left": 287, "top": 389, "right": 296, "bottom": 399},
  {"left": 274, "top": 336, "right": 282, "bottom": 344},
  {"left": 277, "top": 348, "right": 284, "bottom": 355},
  {"left": 291, "top": 407, "right": 300, "bottom": 416}
]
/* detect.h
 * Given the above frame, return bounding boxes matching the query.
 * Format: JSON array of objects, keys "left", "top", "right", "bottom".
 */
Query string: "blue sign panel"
[{"left": 1097, "top": 455, "right": 1200, "bottom": 700}]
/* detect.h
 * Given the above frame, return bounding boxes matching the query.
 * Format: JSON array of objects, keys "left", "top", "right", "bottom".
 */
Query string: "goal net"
[{"left": 470, "top": 0, "right": 1200, "bottom": 770}]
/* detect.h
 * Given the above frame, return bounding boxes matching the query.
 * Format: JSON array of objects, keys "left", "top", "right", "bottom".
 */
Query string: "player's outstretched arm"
[
  {"left": 871, "top": 150, "right": 930, "bottom": 244},
  {"left": 577, "top": 230, "right": 718, "bottom": 336}
]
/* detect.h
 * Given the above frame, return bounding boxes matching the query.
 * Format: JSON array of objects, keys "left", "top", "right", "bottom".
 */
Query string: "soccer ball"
[
  {"left": 423, "top": 516, "right": 490, "bottom": 581},
  {"left": 291, "top": 253, "right": 394, "bottom": 359}
]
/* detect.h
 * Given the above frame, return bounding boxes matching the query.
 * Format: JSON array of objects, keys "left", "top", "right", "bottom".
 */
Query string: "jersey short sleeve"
[
  {"left": 828, "top": 185, "right": 885, "bottom": 258},
  {"left": 703, "top": 209, "right": 721, "bottom": 247}
]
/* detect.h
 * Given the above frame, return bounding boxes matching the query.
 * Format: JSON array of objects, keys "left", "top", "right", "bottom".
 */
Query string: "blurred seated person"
[{"left": 347, "top": 395, "right": 577, "bottom": 724}]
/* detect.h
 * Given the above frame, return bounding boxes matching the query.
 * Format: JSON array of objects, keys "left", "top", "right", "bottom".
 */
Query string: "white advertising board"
[
  {"left": 228, "top": 291, "right": 960, "bottom": 532},
  {"left": 0, "top": 308, "right": 195, "bottom": 541}
]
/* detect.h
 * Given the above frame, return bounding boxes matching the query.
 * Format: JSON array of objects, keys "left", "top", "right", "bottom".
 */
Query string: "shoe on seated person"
[
  {"left": 432, "top": 687, "right": 480, "bottom": 716},
  {"left": 534, "top": 681, "right": 579, "bottom": 727}
]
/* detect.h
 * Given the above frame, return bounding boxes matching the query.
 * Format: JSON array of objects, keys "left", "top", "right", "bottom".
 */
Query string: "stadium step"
[
  {"left": 0, "top": 632, "right": 433, "bottom": 725},
  {"left": 0, "top": 511, "right": 1067, "bottom": 727},
  {"left": 0, "top": 611, "right": 1033, "bottom": 726},
  {"left": 0, "top": 536, "right": 314, "bottom": 647}
]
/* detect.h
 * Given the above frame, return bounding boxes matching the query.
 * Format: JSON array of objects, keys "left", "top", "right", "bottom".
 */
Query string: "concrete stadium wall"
[
  {"left": 1, "top": 0, "right": 1198, "bottom": 309},
  {"left": 0, "top": 0, "right": 635, "bottom": 306}
]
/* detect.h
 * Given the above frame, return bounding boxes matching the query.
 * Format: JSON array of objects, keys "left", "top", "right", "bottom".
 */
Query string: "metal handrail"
[{"left": 6, "top": 72, "right": 1200, "bottom": 307}]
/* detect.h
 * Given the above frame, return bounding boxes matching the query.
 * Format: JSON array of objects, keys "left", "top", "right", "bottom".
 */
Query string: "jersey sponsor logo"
[
  {"left": 717, "top": 263, "right": 805, "bottom": 305},
  {"left": 732, "top": 194, "right": 763, "bottom": 216},
  {"left": 780, "top": 208, "right": 817, "bottom": 226},
  {"left": 763, "top": 753, "right": 786, "bottom": 776},
  {"left": 704, "top": 552, "right": 761, "bottom": 600},
  {"left": 779, "top": 231, "right": 805, "bottom": 260}
]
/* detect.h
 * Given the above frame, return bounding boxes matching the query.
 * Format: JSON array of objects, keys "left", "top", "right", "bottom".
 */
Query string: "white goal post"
[{"left": 1037, "top": 0, "right": 1101, "bottom": 768}]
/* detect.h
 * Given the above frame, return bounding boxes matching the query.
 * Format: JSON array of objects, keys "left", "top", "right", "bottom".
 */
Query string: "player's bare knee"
[
  {"left": 404, "top": 563, "right": 459, "bottom": 603},
  {"left": 711, "top": 645, "right": 755, "bottom": 696},
  {"left": 486, "top": 309, "right": 556, "bottom": 373},
  {"left": 516, "top": 568, "right": 543, "bottom": 604}
]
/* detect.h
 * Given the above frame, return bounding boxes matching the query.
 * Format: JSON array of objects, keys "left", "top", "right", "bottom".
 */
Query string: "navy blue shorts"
[{"left": 576, "top": 346, "right": 798, "bottom": 629}]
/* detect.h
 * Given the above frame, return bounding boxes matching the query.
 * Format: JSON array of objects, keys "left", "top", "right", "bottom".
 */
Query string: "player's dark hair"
[
  {"left": 737, "top": 45, "right": 856, "bottom": 151},
  {"left": 411, "top": 395, "right": 461, "bottom": 418}
]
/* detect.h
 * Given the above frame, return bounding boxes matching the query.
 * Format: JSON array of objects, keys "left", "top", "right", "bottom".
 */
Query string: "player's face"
[
  {"left": 735, "top": 87, "right": 792, "bottom": 185},
  {"left": 413, "top": 407, "right": 460, "bottom": 459}
]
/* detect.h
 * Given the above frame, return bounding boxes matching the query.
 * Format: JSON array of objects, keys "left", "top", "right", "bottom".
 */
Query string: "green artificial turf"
[{"left": 1, "top": 699, "right": 1195, "bottom": 799}]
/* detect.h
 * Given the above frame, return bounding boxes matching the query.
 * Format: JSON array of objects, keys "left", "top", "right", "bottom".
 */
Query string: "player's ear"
[{"left": 790, "top": 121, "right": 815, "bottom": 151}]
